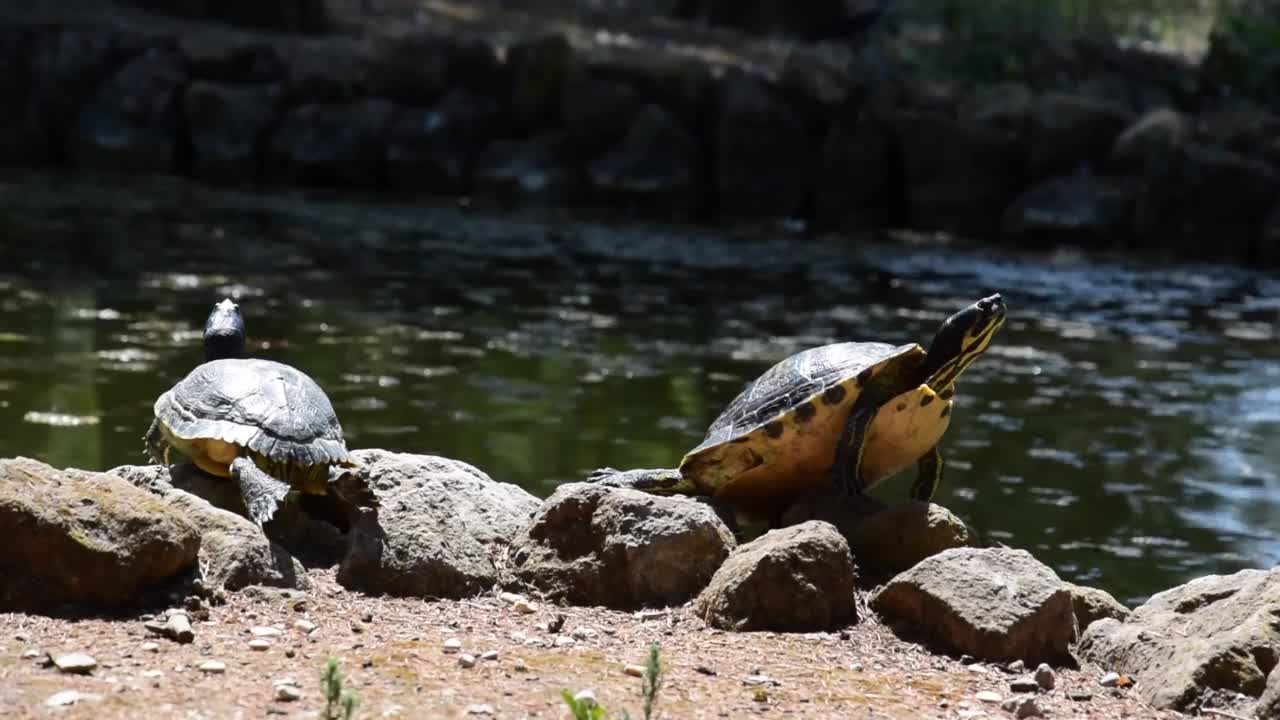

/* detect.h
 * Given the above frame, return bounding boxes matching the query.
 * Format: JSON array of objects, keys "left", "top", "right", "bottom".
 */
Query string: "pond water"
[{"left": 2, "top": 170, "right": 1277, "bottom": 606}]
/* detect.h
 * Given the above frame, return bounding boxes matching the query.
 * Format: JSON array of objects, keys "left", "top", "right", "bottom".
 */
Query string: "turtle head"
[
  {"left": 203, "top": 298, "right": 246, "bottom": 361},
  {"left": 920, "top": 293, "right": 1006, "bottom": 390}
]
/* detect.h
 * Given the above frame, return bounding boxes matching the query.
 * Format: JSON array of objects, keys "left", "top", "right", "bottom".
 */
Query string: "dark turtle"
[
  {"left": 144, "top": 299, "right": 377, "bottom": 527},
  {"left": 589, "top": 294, "right": 1007, "bottom": 521}
]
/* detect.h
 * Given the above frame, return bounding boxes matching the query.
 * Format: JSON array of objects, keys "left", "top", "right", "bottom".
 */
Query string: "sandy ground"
[{"left": 0, "top": 568, "right": 1181, "bottom": 720}]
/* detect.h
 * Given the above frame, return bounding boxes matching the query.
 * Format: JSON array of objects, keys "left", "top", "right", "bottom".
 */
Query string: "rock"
[
  {"left": 1064, "top": 582, "right": 1131, "bottom": 631},
  {"left": 0, "top": 457, "right": 200, "bottom": 611},
  {"left": 1077, "top": 567, "right": 1280, "bottom": 711},
  {"left": 1000, "top": 171, "right": 1138, "bottom": 248},
  {"left": 1132, "top": 143, "right": 1279, "bottom": 262},
  {"left": 0, "top": 29, "right": 43, "bottom": 164},
  {"left": 146, "top": 611, "right": 194, "bottom": 643},
  {"left": 364, "top": 33, "right": 501, "bottom": 104},
  {"left": 281, "top": 42, "right": 370, "bottom": 105},
  {"left": 813, "top": 105, "right": 904, "bottom": 230},
  {"left": 1098, "top": 671, "right": 1123, "bottom": 687},
  {"left": 443, "top": 638, "right": 462, "bottom": 653},
  {"left": 1004, "top": 696, "right": 1043, "bottom": 718},
  {"left": 385, "top": 89, "right": 503, "bottom": 193},
  {"left": 276, "top": 684, "right": 302, "bottom": 701},
  {"left": 295, "top": 619, "right": 316, "bottom": 633},
  {"left": 715, "top": 71, "right": 812, "bottom": 221},
  {"left": 960, "top": 82, "right": 1034, "bottom": 131},
  {"left": 624, "top": 663, "right": 644, "bottom": 677},
  {"left": 694, "top": 521, "right": 856, "bottom": 632},
  {"left": 26, "top": 29, "right": 122, "bottom": 162},
  {"left": 1068, "top": 689, "right": 1093, "bottom": 701},
  {"left": 198, "top": 660, "right": 226, "bottom": 674},
  {"left": 248, "top": 639, "right": 271, "bottom": 651},
  {"left": 337, "top": 449, "right": 540, "bottom": 600},
  {"left": 69, "top": 47, "right": 189, "bottom": 173},
  {"left": 265, "top": 98, "right": 398, "bottom": 188},
  {"left": 109, "top": 464, "right": 309, "bottom": 591},
  {"left": 177, "top": 33, "right": 284, "bottom": 84},
  {"left": 46, "top": 690, "right": 101, "bottom": 707},
  {"left": 782, "top": 492, "right": 977, "bottom": 581},
  {"left": 695, "top": 0, "right": 868, "bottom": 40},
  {"left": 1107, "top": 108, "right": 1192, "bottom": 172},
  {"left": 586, "top": 104, "right": 698, "bottom": 217},
  {"left": 506, "top": 482, "right": 735, "bottom": 609},
  {"left": 559, "top": 61, "right": 643, "bottom": 160},
  {"left": 975, "top": 690, "right": 1002, "bottom": 703},
  {"left": 1258, "top": 667, "right": 1280, "bottom": 719},
  {"left": 585, "top": 53, "right": 713, "bottom": 129},
  {"left": 184, "top": 81, "right": 280, "bottom": 184},
  {"left": 1034, "top": 663, "right": 1055, "bottom": 691},
  {"left": 890, "top": 109, "right": 1024, "bottom": 237},
  {"left": 1198, "top": 104, "right": 1280, "bottom": 166},
  {"left": 53, "top": 653, "right": 97, "bottom": 674},
  {"left": 459, "top": 653, "right": 476, "bottom": 668},
  {"left": 473, "top": 131, "right": 579, "bottom": 205},
  {"left": 869, "top": 547, "right": 1076, "bottom": 664},
  {"left": 508, "top": 33, "right": 573, "bottom": 131},
  {"left": 1009, "top": 677, "right": 1040, "bottom": 693},
  {"left": 1024, "top": 92, "right": 1136, "bottom": 179}
]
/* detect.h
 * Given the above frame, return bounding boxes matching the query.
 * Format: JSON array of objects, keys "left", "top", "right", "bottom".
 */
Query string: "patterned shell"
[
  {"left": 689, "top": 341, "right": 918, "bottom": 454},
  {"left": 154, "top": 358, "right": 349, "bottom": 467}
]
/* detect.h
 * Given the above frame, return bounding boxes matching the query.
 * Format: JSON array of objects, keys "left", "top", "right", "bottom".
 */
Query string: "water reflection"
[{"left": 1, "top": 174, "right": 1277, "bottom": 606}]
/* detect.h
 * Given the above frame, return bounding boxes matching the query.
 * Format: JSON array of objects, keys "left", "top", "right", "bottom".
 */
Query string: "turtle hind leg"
[
  {"left": 327, "top": 466, "right": 378, "bottom": 510},
  {"left": 586, "top": 467, "right": 688, "bottom": 494},
  {"left": 910, "top": 446, "right": 944, "bottom": 502},
  {"left": 143, "top": 419, "right": 167, "bottom": 465},
  {"left": 230, "top": 456, "right": 291, "bottom": 528}
]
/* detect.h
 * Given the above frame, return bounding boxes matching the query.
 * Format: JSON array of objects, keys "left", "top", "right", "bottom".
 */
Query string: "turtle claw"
[
  {"left": 328, "top": 466, "right": 378, "bottom": 510},
  {"left": 230, "top": 456, "right": 290, "bottom": 528}
]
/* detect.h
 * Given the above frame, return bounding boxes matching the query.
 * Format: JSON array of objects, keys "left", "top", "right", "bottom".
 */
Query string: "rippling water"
[{"left": 2, "top": 171, "right": 1278, "bottom": 606}]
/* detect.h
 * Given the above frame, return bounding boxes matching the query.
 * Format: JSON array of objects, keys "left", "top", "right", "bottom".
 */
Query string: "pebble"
[
  {"left": 1009, "top": 677, "right": 1040, "bottom": 693},
  {"left": 1034, "top": 663, "right": 1056, "bottom": 691},
  {"left": 554, "top": 636, "right": 576, "bottom": 648},
  {"left": 975, "top": 690, "right": 1002, "bottom": 704},
  {"left": 141, "top": 642, "right": 159, "bottom": 653},
  {"left": 624, "top": 664, "right": 645, "bottom": 677},
  {"left": 250, "top": 626, "right": 283, "bottom": 637},
  {"left": 570, "top": 627, "right": 597, "bottom": 640},
  {"left": 248, "top": 639, "right": 271, "bottom": 651},
  {"left": 465, "top": 704, "right": 495, "bottom": 715},
  {"left": 53, "top": 653, "right": 97, "bottom": 674},
  {"left": 459, "top": 654, "right": 477, "bottom": 668},
  {"left": 276, "top": 684, "right": 302, "bottom": 702},
  {"left": 743, "top": 674, "right": 779, "bottom": 687},
  {"left": 1002, "top": 697, "right": 1043, "bottom": 719},
  {"left": 142, "top": 670, "right": 163, "bottom": 679},
  {"left": 21, "top": 649, "right": 39, "bottom": 659},
  {"left": 1068, "top": 690, "right": 1093, "bottom": 702},
  {"left": 695, "top": 665, "right": 717, "bottom": 676},
  {"left": 164, "top": 612, "right": 194, "bottom": 643},
  {"left": 1006, "top": 660, "right": 1025, "bottom": 673},
  {"left": 444, "top": 638, "right": 462, "bottom": 654},
  {"left": 512, "top": 599, "right": 537, "bottom": 615},
  {"left": 480, "top": 650, "right": 499, "bottom": 661},
  {"left": 294, "top": 619, "right": 317, "bottom": 634},
  {"left": 198, "top": 660, "right": 226, "bottom": 674},
  {"left": 46, "top": 690, "right": 100, "bottom": 707},
  {"left": 498, "top": 592, "right": 526, "bottom": 605},
  {"left": 635, "top": 610, "right": 667, "bottom": 622},
  {"left": 513, "top": 660, "right": 529, "bottom": 673},
  {"left": 361, "top": 611, "right": 373, "bottom": 623},
  {"left": 1099, "top": 671, "right": 1122, "bottom": 687}
]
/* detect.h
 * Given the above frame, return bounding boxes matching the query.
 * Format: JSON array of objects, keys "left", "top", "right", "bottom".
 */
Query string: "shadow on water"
[{"left": 2, "top": 170, "right": 1278, "bottom": 606}]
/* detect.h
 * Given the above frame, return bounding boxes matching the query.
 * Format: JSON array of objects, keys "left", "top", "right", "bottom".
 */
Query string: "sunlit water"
[{"left": 2, "top": 170, "right": 1278, "bottom": 606}]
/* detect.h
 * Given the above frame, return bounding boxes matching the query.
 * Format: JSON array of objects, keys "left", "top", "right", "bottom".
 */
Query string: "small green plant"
[
  {"left": 559, "top": 643, "right": 665, "bottom": 720},
  {"left": 321, "top": 657, "right": 361, "bottom": 720}
]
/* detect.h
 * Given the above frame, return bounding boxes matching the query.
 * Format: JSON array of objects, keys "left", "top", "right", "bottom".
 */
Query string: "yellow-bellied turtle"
[
  {"left": 589, "top": 294, "right": 1007, "bottom": 520},
  {"left": 144, "top": 299, "right": 377, "bottom": 527}
]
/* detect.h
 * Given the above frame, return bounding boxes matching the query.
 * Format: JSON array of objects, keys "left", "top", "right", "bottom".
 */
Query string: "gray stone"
[
  {"left": 560, "top": 61, "right": 644, "bottom": 160},
  {"left": 265, "top": 98, "right": 399, "bottom": 188},
  {"left": 1077, "top": 567, "right": 1280, "bottom": 711},
  {"left": 385, "top": 89, "right": 502, "bottom": 193},
  {"left": 1024, "top": 92, "right": 1135, "bottom": 178},
  {"left": 508, "top": 33, "right": 573, "bottom": 131},
  {"left": 1064, "top": 581, "right": 1131, "bottom": 631},
  {"left": 694, "top": 521, "right": 856, "bottom": 632},
  {"left": 473, "top": 132, "right": 579, "bottom": 205},
  {"left": 0, "top": 457, "right": 199, "bottom": 611},
  {"left": 185, "top": 81, "right": 280, "bottom": 184},
  {"left": 338, "top": 450, "right": 540, "bottom": 599},
  {"left": 782, "top": 492, "right": 977, "bottom": 582},
  {"left": 109, "top": 464, "right": 308, "bottom": 592},
  {"left": 26, "top": 29, "right": 120, "bottom": 162},
  {"left": 1000, "top": 171, "right": 1138, "bottom": 248},
  {"left": 959, "top": 82, "right": 1033, "bottom": 131},
  {"left": 813, "top": 105, "right": 903, "bottom": 230},
  {"left": 869, "top": 547, "right": 1077, "bottom": 664},
  {"left": 1257, "top": 666, "right": 1280, "bottom": 719},
  {"left": 1107, "top": 108, "right": 1192, "bottom": 172},
  {"left": 69, "top": 47, "right": 189, "bottom": 173},
  {"left": 586, "top": 104, "right": 698, "bottom": 218},
  {"left": 715, "top": 70, "right": 812, "bottom": 221},
  {"left": 507, "top": 483, "right": 735, "bottom": 609}
]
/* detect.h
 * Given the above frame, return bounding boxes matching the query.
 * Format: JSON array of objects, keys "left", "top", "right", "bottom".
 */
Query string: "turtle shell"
[
  {"left": 153, "top": 358, "right": 349, "bottom": 468},
  {"left": 677, "top": 341, "right": 932, "bottom": 512}
]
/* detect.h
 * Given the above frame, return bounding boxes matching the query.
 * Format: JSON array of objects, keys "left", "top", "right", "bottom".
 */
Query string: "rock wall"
[{"left": 3, "top": 10, "right": 1279, "bottom": 266}]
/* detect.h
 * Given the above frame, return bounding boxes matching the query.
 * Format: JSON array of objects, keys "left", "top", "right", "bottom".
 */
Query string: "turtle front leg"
[
  {"left": 230, "top": 455, "right": 291, "bottom": 528},
  {"left": 587, "top": 467, "right": 686, "bottom": 494},
  {"left": 911, "top": 446, "right": 944, "bottom": 502},
  {"left": 831, "top": 404, "right": 877, "bottom": 496}
]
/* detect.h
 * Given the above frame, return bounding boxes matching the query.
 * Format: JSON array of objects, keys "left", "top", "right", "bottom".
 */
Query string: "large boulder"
[
  {"left": 265, "top": 98, "right": 399, "bottom": 188},
  {"left": 385, "top": 89, "right": 503, "bottom": 193},
  {"left": 1024, "top": 92, "right": 1136, "bottom": 179},
  {"left": 813, "top": 105, "right": 904, "bottom": 230},
  {"left": 870, "top": 547, "right": 1077, "bottom": 664},
  {"left": 506, "top": 483, "right": 735, "bottom": 609},
  {"left": 27, "top": 29, "right": 134, "bottom": 163},
  {"left": 473, "top": 131, "right": 580, "bottom": 205},
  {"left": 337, "top": 450, "right": 540, "bottom": 600},
  {"left": 1077, "top": 567, "right": 1280, "bottom": 712},
  {"left": 184, "top": 80, "right": 280, "bottom": 184},
  {"left": 1064, "top": 581, "right": 1130, "bottom": 632},
  {"left": 109, "top": 464, "right": 308, "bottom": 591},
  {"left": 715, "top": 71, "right": 813, "bottom": 222},
  {"left": 1001, "top": 171, "right": 1138, "bottom": 247},
  {"left": 1107, "top": 108, "right": 1192, "bottom": 173},
  {"left": 1132, "top": 143, "right": 1278, "bottom": 262},
  {"left": 586, "top": 103, "right": 699, "bottom": 218},
  {"left": 781, "top": 491, "right": 976, "bottom": 582},
  {"left": 0, "top": 457, "right": 200, "bottom": 611},
  {"left": 890, "top": 110, "right": 1024, "bottom": 238},
  {"left": 694, "top": 520, "right": 857, "bottom": 632},
  {"left": 560, "top": 61, "right": 644, "bottom": 161},
  {"left": 69, "top": 47, "right": 189, "bottom": 174},
  {"left": 508, "top": 33, "right": 573, "bottom": 132},
  {"left": 177, "top": 33, "right": 284, "bottom": 84},
  {"left": 0, "top": 29, "right": 42, "bottom": 164}
]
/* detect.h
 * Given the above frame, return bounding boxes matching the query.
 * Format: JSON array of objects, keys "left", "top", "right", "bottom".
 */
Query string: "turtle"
[
  {"left": 588, "top": 293, "right": 1007, "bottom": 522},
  {"left": 144, "top": 299, "right": 377, "bottom": 527}
]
